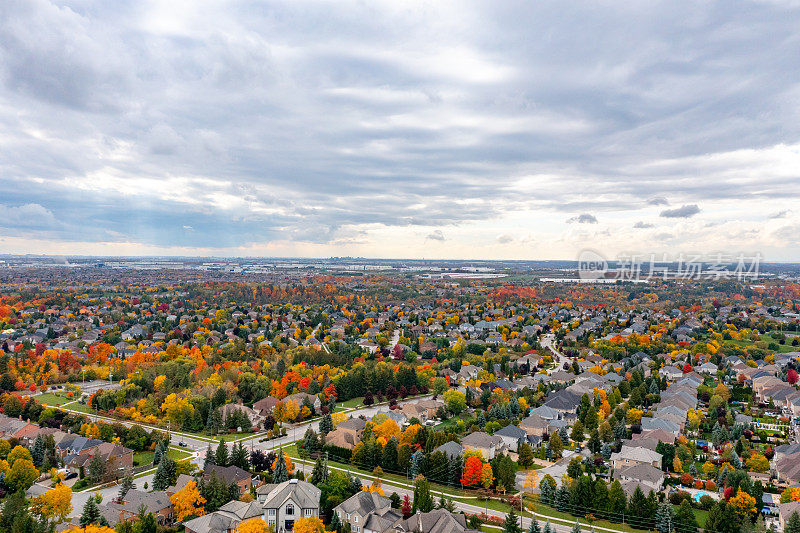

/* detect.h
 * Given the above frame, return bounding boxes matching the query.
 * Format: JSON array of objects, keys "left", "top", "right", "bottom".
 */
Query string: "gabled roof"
[
  {"left": 434, "top": 440, "right": 464, "bottom": 459},
  {"left": 495, "top": 424, "right": 526, "bottom": 440},
  {"left": 335, "top": 491, "right": 391, "bottom": 516},
  {"left": 261, "top": 479, "right": 321, "bottom": 510}
]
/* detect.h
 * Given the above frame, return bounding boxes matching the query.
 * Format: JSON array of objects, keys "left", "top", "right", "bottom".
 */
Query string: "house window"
[
  {"left": 305, "top": 509, "right": 313, "bottom": 517},
  {"left": 286, "top": 504, "right": 295, "bottom": 516},
  {"left": 354, "top": 516, "right": 359, "bottom": 523},
  {"left": 269, "top": 509, "right": 276, "bottom": 517}
]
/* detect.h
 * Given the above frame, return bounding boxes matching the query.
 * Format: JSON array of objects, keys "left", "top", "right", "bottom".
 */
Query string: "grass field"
[
  {"left": 133, "top": 447, "right": 194, "bottom": 467},
  {"left": 211, "top": 431, "right": 262, "bottom": 443},
  {"left": 37, "top": 393, "right": 72, "bottom": 406},
  {"left": 67, "top": 402, "right": 96, "bottom": 414},
  {"left": 339, "top": 397, "right": 364, "bottom": 408}
]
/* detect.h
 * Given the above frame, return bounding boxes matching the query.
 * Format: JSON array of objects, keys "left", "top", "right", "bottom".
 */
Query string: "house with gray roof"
[
  {"left": 258, "top": 478, "right": 321, "bottom": 533},
  {"left": 335, "top": 492, "right": 394, "bottom": 533},
  {"left": 184, "top": 500, "right": 263, "bottom": 533},
  {"left": 495, "top": 424, "right": 527, "bottom": 451},
  {"left": 433, "top": 440, "right": 464, "bottom": 460},
  {"left": 386, "top": 509, "right": 480, "bottom": 533}
]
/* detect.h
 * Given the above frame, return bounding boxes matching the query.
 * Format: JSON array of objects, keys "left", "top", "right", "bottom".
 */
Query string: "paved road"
[
  {"left": 303, "top": 459, "right": 619, "bottom": 533},
  {"left": 540, "top": 334, "right": 567, "bottom": 370},
  {"left": 61, "top": 394, "right": 432, "bottom": 517}
]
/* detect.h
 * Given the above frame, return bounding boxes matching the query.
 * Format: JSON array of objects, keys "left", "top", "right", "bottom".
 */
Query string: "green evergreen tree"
[
  {"left": 80, "top": 496, "right": 105, "bottom": 527},
  {"left": 655, "top": 502, "right": 676, "bottom": 533},
  {"left": 138, "top": 512, "right": 157, "bottom": 533},
  {"left": 786, "top": 513, "right": 800, "bottom": 533},
  {"left": 504, "top": 509, "right": 522, "bottom": 533},
  {"left": 152, "top": 456, "right": 177, "bottom": 491},
  {"left": 571, "top": 521, "right": 581, "bottom": 533},
  {"left": 543, "top": 522, "right": 552, "bottom": 533},
  {"left": 118, "top": 474, "right": 135, "bottom": 501},
  {"left": 539, "top": 475, "right": 556, "bottom": 505},
  {"left": 310, "top": 454, "right": 329, "bottom": 484},
  {"left": 529, "top": 517, "right": 541, "bottom": 533},
  {"left": 273, "top": 449, "right": 289, "bottom": 483},
  {"left": 383, "top": 437, "right": 398, "bottom": 472},
  {"left": 303, "top": 428, "right": 319, "bottom": 456},
  {"left": 320, "top": 413, "right": 333, "bottom": 435},
  {"left": 232, "top": 441, "right": 249, "bottom": 470},
  {"left": 412, "top": 475, "right": 434, "bottom": 513},
  {"left": 31, "top": 435, "right": 45, "bottom": 467},
  {"left": 215, "top": 440, "right": 229, "bottom": 467},
  {"left": 675, "top": 500, "right": 698, "bottom": 533}
]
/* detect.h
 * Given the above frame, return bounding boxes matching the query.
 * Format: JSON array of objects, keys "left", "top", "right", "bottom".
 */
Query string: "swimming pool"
[{"left": 692, "top": 492, "right": 710, "bottom": 502}]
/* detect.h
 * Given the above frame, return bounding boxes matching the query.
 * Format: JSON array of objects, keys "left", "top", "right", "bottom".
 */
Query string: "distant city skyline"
[{"left": 1, "top": 1, "right": 800, "bottom": 260}]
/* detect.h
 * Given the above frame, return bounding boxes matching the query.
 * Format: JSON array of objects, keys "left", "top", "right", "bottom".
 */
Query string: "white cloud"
[{"left": 0, "top": 1, "right": 799, "bottom": 258}]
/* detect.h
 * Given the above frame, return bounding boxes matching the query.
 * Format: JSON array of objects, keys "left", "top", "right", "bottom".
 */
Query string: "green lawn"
[
  {"left": 285, "top": 444, "right": 472, "bottom": 497},
  {"left": 690, "top": 507, "right": 709, "bottom": 528},
  {"left": 339, "top": 397, "right": 364, "bottom": 408},
  {"left": 523, "top": 496, "right": 649, "bottom": 533},
  {"left": 169, "top": 448, "right": 194, "bottom": 461},
  {"left": 212, "top": 431, "right": 262, "bottom": 443},
  {"left": 133, "top": 447, "right": 194, "bottom": 467},
  {"left": 435, "top": 413, "right": 474, "bottom": 431},
  {"left": 37, "top": 393, "right": 72, "bottom": 406},
  {"left": 67, "top": 402, "right": 97, "bottom": 414},
  {"left": 133, "top": 450, "right": 153, "bottom": 467}
]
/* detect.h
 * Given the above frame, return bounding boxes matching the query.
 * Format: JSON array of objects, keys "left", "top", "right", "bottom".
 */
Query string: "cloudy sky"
[{"left": 2, "top": 0, "right": 800, "bottom": 260}]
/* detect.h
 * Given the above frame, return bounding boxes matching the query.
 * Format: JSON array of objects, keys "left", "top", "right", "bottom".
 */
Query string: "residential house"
[
  {"left": 610, "top": 445, "right": 662, "bottom": 470},
  {"left": 385, "top": 509, "right": 480, "bottom": 533},
  {"left": 104, "top": 489, "right": 175, "bottom": 526},
  {"left": 204, "top": 465, "right": 254, "bottom": 494},
  {"left": 326, "top": 417, "right": 367, "bottom": 450},
  {"left": 612, "top": 463, "right": 665, "bottom": 492},
  {"left": 461, "top": 431, "right": 504, "bottom": 460},
  {"left": 494, "top": 424, "right": 527, "bottom": 451},
  {"left": 259, "top": 479, "right": 321, "bottom": 533},
  {"left": 219, "top": 403, "right": 264, "bottom": 428},
  {"left": 335, "top": 492, "right": 394, "bottom": 533},
  {"left": 183, "top": 500, "right": 263, "bottom": 533}
]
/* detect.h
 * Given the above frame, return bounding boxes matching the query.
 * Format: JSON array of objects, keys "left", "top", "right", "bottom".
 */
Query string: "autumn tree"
[
  {"left": 481, "top": 462, "right": 495, "bottom": 490},
  {"left": 236, "top": 518, "right": 271, "bottom": 533},
  {"left": 171, "top": 480, "right": 207, "bottom": 521},
  {"left": 31, "top": 483, "right": 73, "bottom": 524},
  {"left": 729, "top": 490, "right": 757, "bottom": 521},
  {"left": 462, "top": 455, "right": 482, "bottom": 487},
  {"left": 746, "top": 453, "right": 769, "bottom": 473},
  {"left": 294, "top": 516, "right": 325, "bottom": 533}
]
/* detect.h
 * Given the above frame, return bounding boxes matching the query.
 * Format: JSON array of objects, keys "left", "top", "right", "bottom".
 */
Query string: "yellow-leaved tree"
[
  {"left": 236, "top": 518, "right": 270, "bottom": 533},
  {"left": 481, "top": 462, "right": 494, "bottom": 490},
  {"left": 31, "top": 483, "right": 73, "bottom": 523},
  {"left": 294, "top": 516, "right": 325, "bottom": 533},
  {"left": 64, "top": 527, "right": 116, "bottom": 533},
  {"left": 729, "top": 490, "right": 757, "bottom": 521},
  {"left": 170, "top": 480, "right": 206, "bottom": 521}
]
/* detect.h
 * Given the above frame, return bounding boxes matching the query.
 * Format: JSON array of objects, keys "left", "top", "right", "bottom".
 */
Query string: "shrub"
[
  {"left": 700, "top": 495, "right": 715, "bottom": 510},
  {"left": 669, "top": 491, "right": 691, "bottom": 505}
]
